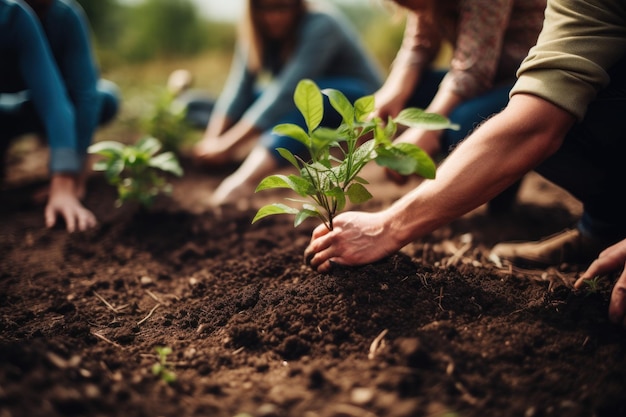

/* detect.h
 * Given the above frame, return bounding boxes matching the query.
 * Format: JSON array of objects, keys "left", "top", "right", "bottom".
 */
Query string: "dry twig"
[
  {"left": 368, "top": 329, "right": 388, "bottom": 360},
  {"left": 137, "top": 304, "right": 160, "bottom": 326}
]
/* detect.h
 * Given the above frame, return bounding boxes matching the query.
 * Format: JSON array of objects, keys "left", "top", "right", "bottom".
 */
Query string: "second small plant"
[{"left": 88, "top": 136, "right": 183, "bottom": 208}]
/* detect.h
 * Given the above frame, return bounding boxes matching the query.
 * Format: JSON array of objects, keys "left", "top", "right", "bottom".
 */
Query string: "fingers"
[
  {"left": 609, "top": 270, "right": 626, "bottom": 328},
  {"left": 304, "top": 228, "right": 344, "bottom": 273},
  {"left": 575, "top": 249, "right": 626, "bottom": 289},
  {"left": 44, "top": 204, "right": 57, "bottom": 229},
  {"left": 45, "top": 204, "right": 97, "bottom": 233},
  {"left": 304, "top": 230, "right": 331, "bottom": 268}
]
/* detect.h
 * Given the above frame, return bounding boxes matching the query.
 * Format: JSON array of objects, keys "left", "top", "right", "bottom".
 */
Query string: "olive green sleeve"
[{"left": 511, "top": 0, "right": 626, "bottom": 121}]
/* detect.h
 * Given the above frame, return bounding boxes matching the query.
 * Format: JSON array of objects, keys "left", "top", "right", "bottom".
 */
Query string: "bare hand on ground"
[
  {"left": 575, "top": 239, "right": 626, "bottom": 328},
  {"left": 304, "top": 211, "right": 398, "bottom": 273},
  {"left": 45, "top": 175, "right": 97, "bottom": 232}
]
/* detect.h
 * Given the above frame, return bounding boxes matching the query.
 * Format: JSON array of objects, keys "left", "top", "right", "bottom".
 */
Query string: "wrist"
[{"left": 50, "top": 173, "right": 78, "bottom": 193}]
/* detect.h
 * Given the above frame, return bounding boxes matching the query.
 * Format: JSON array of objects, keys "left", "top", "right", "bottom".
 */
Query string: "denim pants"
[
  {"left": 0, "top": 79, "right": 120, "bottom": 153},
  {"left": 534, "top": 56, "right": 626, "bottom": 242}
]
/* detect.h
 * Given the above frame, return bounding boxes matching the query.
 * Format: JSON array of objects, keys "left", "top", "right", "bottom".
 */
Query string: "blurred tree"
[
  {"left": 76, "top": 0, "right": 121, "bottom": 46},
  {"left": 119, "top": 0, "right": 210, "bottom": 62}
]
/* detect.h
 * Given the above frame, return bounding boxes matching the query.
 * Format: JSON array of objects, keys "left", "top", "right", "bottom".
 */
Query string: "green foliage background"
[
  {"left": 74, "top": 0, "right": 420, "bottom": 147},
  {"left": 77, "top": 0, "right": 404, "bottom": 68}
]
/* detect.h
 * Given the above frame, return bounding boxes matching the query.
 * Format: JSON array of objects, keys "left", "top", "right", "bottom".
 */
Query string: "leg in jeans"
[{"left": 0, "top": 79, "right": 120, "bottom": 185}]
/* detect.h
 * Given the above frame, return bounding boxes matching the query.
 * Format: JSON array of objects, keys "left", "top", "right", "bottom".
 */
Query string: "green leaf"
[
  {"left": 354, "top": 95, "right": 375, "bottom": 122},
  {"left": 395, "top": 108, "right": 460, "bottom": 131},
  {"left": 135, "top": 136, "right": 163, "bottom": 156},
  {"left": 375, "top": 143, "right": 436, "bottom": 179},
  {"left": 252, "top": 203, "right": 300, "bottom": 224},
  {"left": 325, "top": 186, "right": 346, "bottom": 213},
  {"left": 104, "top": 158, "right": 125, "bottom": 180},
  {"left": 322, "top": 88, "right": 354, "bottom": 126},
  {"left": 294, "top": 208, "right": 320, "bottom": 227},
  {"left": 294, "top": 79, "right": 323, "bottom": 132},
  {"left": 346, "top": 182, "right": 373, "bottom": 204},
  {"left": 148, "top": 152, "right": 183, "bottom": 176},
  {"left": 351, "top": 139, "right": 376, "bottom": 166},
  {"left": 87, "top": 140, "right": 125, "bottom": 157},
  {"left": 273, "top": 123, "right": 311, "bottom": 147},
  {"left": 276, "top": 148, "right": 301, "bottom": 170},
  {"left": 255, "top": 174, "right": 312, "bottom": 197}
]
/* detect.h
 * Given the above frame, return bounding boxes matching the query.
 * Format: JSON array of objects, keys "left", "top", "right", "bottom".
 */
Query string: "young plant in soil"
[
  {"left": 144, "top": 90, "right": 193, "bottom": 153},
  {"left": 252, "top": 79, "right": 458, "bottom": 230},
  {"left": 88, "top": 136, "right": 183, "bottom": 208},
  {"left": 151, "top": 346, "right": 177, "bottom": 384}
]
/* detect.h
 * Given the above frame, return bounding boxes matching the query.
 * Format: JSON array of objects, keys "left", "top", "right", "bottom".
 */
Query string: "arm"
[
  {"left": 305, "top": 94, "right": 575, "bottom": 272},
  {"left": 11, "top": 4, "right": 96, "bottom": 231},
  {"left": 392, "top": 0, "right": 515, "bottom": 156},
  {"left": 372, "top": 11, "right": 440, "bottom": 120},
  {"left": 193, "top": 44, "right": 260, "bottom": 163},
  {"left": 194, "top": 13, "right": 359, "bottom": 162},
  {"left": 241, "top": 13, "right": 356, "bottom": 131},
  {"left": 51, "top": 2, "right": 101, "bottom": 157}
]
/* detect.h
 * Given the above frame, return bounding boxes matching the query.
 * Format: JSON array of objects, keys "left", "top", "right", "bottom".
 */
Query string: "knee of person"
[{"left": 98, "top": 79, "right": 121, "bottom": 125}]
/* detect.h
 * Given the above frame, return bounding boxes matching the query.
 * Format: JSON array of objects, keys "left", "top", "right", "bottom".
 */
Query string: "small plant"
[
  {"left": 252, "top": 79, "right": 459, "bottom": 230},
  {"left": 151, "top": 346, "right": 177, "bottom": 384},
  {"left": 88, "top": 136, "right": 183, "bottom": 208},
  {"left": 144, "top": 90, "right": 193, "bottom": 153},
  {"left": 583, "top": 276, "right": 602, "bottom": 296}
]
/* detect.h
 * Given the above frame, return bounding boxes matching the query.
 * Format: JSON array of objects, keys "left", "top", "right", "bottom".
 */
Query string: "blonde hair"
[{"left": 240, "top": 0, "right": 307, "bottom": 73}]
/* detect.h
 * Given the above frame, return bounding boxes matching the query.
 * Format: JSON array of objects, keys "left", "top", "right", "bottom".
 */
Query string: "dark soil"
[{"left": 1, "top": 148, "right": 625, "bottom": 417}]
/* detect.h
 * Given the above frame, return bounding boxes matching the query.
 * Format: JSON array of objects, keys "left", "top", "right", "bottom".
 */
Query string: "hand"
[
  {"left": 575, "top": 239, "right": 626, "bottom": 328},
  {"left": 304, "top": 211, "right": 400, "bottom": 273},
  {"left": 191, "top": 136, "right": 233, "bottom": 166},
  {"left": 371, "top": 87, "right": 407, "bottom": 121},
  {"left": 45, "top": 174, "right": 97, "bottom": 232}
]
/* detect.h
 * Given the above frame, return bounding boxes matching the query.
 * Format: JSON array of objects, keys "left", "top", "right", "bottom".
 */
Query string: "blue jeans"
[{"left": 0, "top": 79, "right": 119, "bottom": 148}]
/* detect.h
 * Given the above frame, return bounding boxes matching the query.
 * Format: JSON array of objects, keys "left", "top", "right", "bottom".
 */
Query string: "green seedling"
[
  {"left": 88, "top": 136, "right": 183, "bottom": 208},
  {"left": 252, "top": 78, "right": 459, "bottom": 230},
  {"left": 144, "top": 90, "right": 192, "bottom": 153},
  {"left": 151, "top": 346, "right": 177, "bottom": 384},
  {"left": 583, "top": 276, "right": 602, "bottom": 295}
]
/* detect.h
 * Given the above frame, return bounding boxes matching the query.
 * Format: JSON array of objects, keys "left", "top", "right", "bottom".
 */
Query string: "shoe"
[{"left": 490, "top": 228, "right": 610, "bottom": 268}]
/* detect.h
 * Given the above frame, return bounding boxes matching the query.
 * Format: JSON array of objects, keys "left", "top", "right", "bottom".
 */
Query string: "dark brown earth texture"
[{"left": 1, "top": 140, "right": 625, "bottom": 417}]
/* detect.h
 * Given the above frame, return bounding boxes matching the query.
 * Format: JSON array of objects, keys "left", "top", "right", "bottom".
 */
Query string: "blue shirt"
[
  {"left": 214, "top": 8, "right": 383, "bottom": 132},
  {"left": 0, "top": 0, "right": 101, "bottom": 173}
]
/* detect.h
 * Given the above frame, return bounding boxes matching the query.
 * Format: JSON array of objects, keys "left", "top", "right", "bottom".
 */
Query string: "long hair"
[{"left": 240, "top": 0, "right": 307, "bottom": 73}]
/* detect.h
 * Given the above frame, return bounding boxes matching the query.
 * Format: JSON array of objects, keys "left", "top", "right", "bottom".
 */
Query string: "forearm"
[
  {"left": 384, "top": 94, "right": 575, "bottom": 248},
  {"left": 205, "top": 113, "right": 234, "bottom": 138},
  {"left": 209, "top": 118, "right": 261, "bottom": 150}
]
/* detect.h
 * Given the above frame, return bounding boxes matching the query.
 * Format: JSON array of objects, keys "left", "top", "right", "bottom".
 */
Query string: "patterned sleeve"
[
  {"left": 392, "top": 11, "right": 441, "bottom": 70},
  {"left": 440, "top": 0, "right": 514, "bottom": 98}
]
